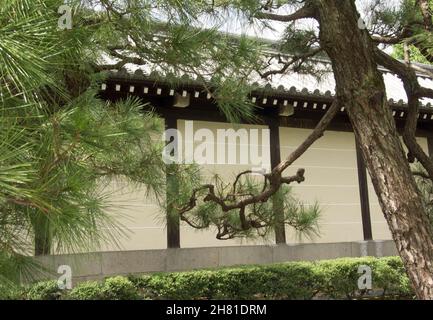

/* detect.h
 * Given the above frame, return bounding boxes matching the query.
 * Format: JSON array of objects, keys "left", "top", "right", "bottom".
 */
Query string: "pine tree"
[{"left": 0, "top": 0, "right": 168, "bottom": 288}]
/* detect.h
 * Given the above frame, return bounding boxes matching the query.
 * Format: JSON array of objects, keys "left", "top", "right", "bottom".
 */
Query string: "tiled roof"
[{"left": 103, "top": 59, "right": 433, "bottom": 108}]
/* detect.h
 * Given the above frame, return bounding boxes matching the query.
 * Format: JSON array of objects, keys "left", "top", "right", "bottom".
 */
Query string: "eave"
[{"left": 98, "top": 69, "right": 433, "bottom": 135}]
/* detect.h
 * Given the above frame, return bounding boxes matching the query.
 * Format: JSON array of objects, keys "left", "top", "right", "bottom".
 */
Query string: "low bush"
[
  {"left": 68, "top": 277, "right": 139, "bottom": 300},
  {"left": 0, "top": 285, "right": 25, "bottom": 300},
  {"left": 7, "top": 256, "right": 414, "bottom": 300},
  {"left": 26, "top": 280, "right": 63, "bottom": 300},
  {"left": 129, "top": 256, "right": 413, "bottom": 300},
  {"left": 101, "top": 276, "right": 139, "bottom": 300},
  {"left": 69, "top": 281, "right": 103, "bottom": 300}
]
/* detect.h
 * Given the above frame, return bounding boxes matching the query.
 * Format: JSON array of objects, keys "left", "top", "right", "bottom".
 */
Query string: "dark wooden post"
[
  {"left": 268, "top": 115, "right": 286, "bottom": 244},
  {"left": 165, "top": 116, "right": 181, "bottom": 248},
  {"left": 428, "top": 134, "right": 433, "bottom": 158},
  {"left": 355, "top": 140, "right": 373, "bottom": 240}
]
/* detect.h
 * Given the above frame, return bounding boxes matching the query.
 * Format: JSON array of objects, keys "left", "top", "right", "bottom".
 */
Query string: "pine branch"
[
  {"left": 259, "top": 48, "right": 323, "bottom": 78},
  {"left": 255, "top": 4, "right": 316, "bottom": 22},
  {"left": 176, "top": 100, "right": 338, "bottom": 239},
  {"left": 374, "top": 49, "right": 433, "bottom": 182}
]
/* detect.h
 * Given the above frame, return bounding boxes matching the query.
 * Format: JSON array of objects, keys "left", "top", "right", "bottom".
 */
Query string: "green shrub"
[
  {"left": 135, "top": 263, "right": 321, "bottom": 300},
  {"left": 0, "top": 285, "right": 25, "bottom": 300},
  {"left": 101, "top": 276, "right": 139, "bottom": 300},
  {"left": 375, "top": 256, "right": 414, "bottom": 298},
  {"left": 65, "top": 277, "right": 140, "bottom": 300},
  {"left": 26, "top": 280, "right": 63, "bottom": 300},
  {"left": 14, "top": 257, "right": 414, "bottom": 300},
  {"left": 69, "top": 281, "right": 102, "bottom": 300},
  {"left": 130, "top": 257, "right": 412, "bottom": 300},
  {"left": 260, "top": 262, "right": 322, "bottom": 299},
  {"left": 314, "top": 257, "right": 374, "bottom": 299}
]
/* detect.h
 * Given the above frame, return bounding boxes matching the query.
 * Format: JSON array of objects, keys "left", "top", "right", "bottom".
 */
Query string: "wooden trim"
[
  {"left": 267, "top": 115, "right": 286, "bottom": 244},
  {"left": 100, "top": 81, "right": 433, "bottom": 135},
  {"left": 165, "top": 116, "right": 181, "bottom": 248},
  {"left": 355, "top": 141, "right": 373, "bottom": 241},
  {"left": 100, "top": 77, "right": 433, "bottom": 133}
]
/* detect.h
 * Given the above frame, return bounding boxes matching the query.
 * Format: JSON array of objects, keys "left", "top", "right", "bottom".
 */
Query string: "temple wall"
[
  {"left": 96, "top": 120, "right": 411, "bottom": 252},
  {"left": 280, "top": 127, "right": 365, "bottom": 243}
]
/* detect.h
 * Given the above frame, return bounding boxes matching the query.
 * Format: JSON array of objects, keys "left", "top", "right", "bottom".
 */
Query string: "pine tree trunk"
[
  {"left": 34, "top": 214, "right": 51, "bottom": 256},
  {"left": 315, "top": 0, "right": 433, "bottom": 299}
]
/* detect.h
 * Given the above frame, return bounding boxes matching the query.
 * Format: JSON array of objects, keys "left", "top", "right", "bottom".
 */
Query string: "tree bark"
[
  {"left": 34, "top": 214, "right": 51, "bottom": 256},
  {"left": 315, "top": 0, "right": 433, "bottom": 299}
]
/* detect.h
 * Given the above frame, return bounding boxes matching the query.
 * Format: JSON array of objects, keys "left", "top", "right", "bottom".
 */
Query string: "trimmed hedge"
[
  {"left": 130, "top": 257, "right": 414, "bottom": 300},
  {"left": 26, "top": 280, "right": 63, "bottom": 300},
  {"left": 2, "top": 257, "right": 415, "bottom": 300},
  {"left": 69, "top": 276, "right": 139, "bottom": 300}
]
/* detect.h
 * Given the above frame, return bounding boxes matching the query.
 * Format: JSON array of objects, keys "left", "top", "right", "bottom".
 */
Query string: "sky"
[{"left": 205, "top": 0, "right": 402, "bottom": 43}]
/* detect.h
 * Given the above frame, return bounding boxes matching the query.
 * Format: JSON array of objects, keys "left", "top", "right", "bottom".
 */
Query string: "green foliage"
[
  {"left": 0, "top": 0, "right": 166, "bottom": 286},
  {"left": 0, "top": 251, "right": 44, "bottom": 297},
  {"left": 0, "top": 0, "right": 70, "bottom": 100},
  {"left": 12, "top": 257, "right": 414, "bottom": 300},
  {"left": 69, "top": 281, "right": 103, "bottom": 300},
  {"left": 68, "top": 277, "right": 139, "bottom": 300},
  {"left": 374, "top": 256, "right": 413, "bottom": 297},
  {"left": 130, "top": 257, "right": 413, "bottom": 300},
  {"left": 316, "top": 258, "right": 371, "bottom": 299},
  {"left": 392, "top": 44, "right": 431, "bottom": 64},
  {"left": 26, "top": 276, "right": 140, "bottom": 300},
  {"left": 26, "top": 280, "right": 63, "bottom": 300},
  {"left": 101, "top": 276, "right": 139, "bottom": 300},
  {"left": 176, "top": 170, "right": 321, "bottom": 240},
  {"left": 0, "top": 286, "right": 24, "bottom": 300},
  {"left": 388, "top": 0, "right": 433, "bottom": 65}
]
